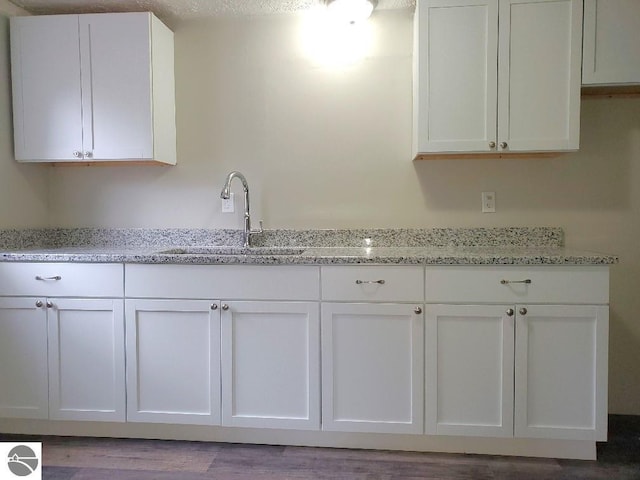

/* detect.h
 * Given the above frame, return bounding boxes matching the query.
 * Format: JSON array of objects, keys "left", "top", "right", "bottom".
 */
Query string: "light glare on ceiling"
[{"left": 324, "top": 0, "right": 378, "bottom": 25}]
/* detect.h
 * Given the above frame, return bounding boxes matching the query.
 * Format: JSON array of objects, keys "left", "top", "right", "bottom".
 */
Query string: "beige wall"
[
  {"left": 0, "top": 13, "right": 48, "bottom": 227},
  {"left": 4, "top": 11, "right": 640, "bottom": 413}
]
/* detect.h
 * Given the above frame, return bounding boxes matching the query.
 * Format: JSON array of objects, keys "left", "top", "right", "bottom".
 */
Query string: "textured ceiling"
[{"left": 9, "top": 0, "right": 416, "bottom": 28}]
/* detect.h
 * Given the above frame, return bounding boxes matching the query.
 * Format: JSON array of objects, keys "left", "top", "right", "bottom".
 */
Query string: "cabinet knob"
[
  {"left": 222, "top": 304, "right": 229, "bottom": 311},
  {"left": 506, "top": 308, "right": 514, "bottom": 317},
  {"left": 499, "top": 142, "right": 508, "bottom": 149},
  {"left": 414, "top": 306, "right": 422, "bottom": 315},
  {"left": 35, "top": 300, "right": 43, "bottom": 308},
  {"left": 210, "top": 304, "right": 218, "bottom": 310},
  {"left": 73, "top": 151, "right": 82, "bottom": 158},
  {"left": 46, "top": 301, "right": 54, "bottom": 309},
  {"left": 489, "top": 141, "right": 496, "bottom": 148},
  {"left": 519, "top": 307, "right": 528, "bottom": 316},
  {"left": 84, "top": 151, "right": 93, "bottom": 158}
]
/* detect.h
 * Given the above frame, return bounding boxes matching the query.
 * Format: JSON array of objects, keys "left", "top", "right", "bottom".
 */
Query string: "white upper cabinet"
[
  {"left": 10, "top": 12, "right": 176, "bottom": 164},
  {"left": 414, "top": 0, "right": 583, "bottom": 157},
  {"left": 582, "top": 0, "right": 640, "bottom": 85}
]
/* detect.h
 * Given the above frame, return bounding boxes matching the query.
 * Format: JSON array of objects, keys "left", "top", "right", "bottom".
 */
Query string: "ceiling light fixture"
[{"left": 324, "top": 0, "right": 378, "bottom": 25}]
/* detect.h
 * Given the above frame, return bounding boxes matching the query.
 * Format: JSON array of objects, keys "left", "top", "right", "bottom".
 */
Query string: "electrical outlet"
[
  {"left": 222, "top": 193, "right": 235, "bottom": 213},
  {"left": 482, "top": 192, "right": 496, "bottom": 213}
]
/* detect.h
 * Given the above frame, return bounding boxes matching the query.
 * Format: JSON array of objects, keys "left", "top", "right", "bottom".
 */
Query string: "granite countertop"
[
  {"left": 0, "top": 227, "right": 619, "bottom": 266},
  {"left": 0, "top": 245, "right": 618, "bottom": 266}
]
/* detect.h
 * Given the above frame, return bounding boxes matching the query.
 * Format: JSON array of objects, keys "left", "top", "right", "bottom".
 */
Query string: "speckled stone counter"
[{"left": 0, "top": 227, "right": 618, "bottom": 265}]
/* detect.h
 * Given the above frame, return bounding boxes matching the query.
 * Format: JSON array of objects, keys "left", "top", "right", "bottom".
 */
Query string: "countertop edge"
[{"left": 0, "top": 251, "right": 620, "bottom": 266}]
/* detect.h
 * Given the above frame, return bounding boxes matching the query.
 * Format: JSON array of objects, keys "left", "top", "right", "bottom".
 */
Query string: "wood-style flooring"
[{"left": 2, "top": 415, "right": 639, "bottom": 480}]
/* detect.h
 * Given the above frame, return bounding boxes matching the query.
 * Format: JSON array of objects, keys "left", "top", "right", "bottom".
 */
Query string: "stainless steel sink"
[{"left": 155, "top": 246, "right": 306, "bottom": 256}]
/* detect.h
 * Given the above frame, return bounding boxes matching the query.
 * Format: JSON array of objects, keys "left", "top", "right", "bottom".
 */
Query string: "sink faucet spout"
[{"left": 220, "top": 171, "right": 263, "bottom": 248}]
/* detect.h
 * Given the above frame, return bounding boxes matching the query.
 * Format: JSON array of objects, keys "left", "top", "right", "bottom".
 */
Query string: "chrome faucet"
[{"left": 220, "top": 171, "right": 263, "bottom": 248}]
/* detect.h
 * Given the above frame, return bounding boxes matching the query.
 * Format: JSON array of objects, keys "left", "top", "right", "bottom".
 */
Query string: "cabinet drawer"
[
  {"left": 0, "top": 263, "right": 123, "bottom": 297},
  {"left": 425, "top": 266, "right": 609, "bottom": 304},
  {"left": 321, "top": 266, "right": 424, "bottom": 302},
  {"left": 126, "top": 265, "right": 320, "bottom": 300}
]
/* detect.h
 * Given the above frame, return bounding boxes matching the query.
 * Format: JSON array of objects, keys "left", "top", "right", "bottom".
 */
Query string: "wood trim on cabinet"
[
  {"left": 49, "top": 161, "right": 173, "bottom": 167},
  {"left": 413, "top": 152, "right": 569, "bottom": 161},
  {"left": 581, "top": 85, "right": 640, "bottom": 99}
]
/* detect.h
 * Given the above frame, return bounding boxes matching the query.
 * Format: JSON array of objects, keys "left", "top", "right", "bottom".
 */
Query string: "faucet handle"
[{"left": 251, "top": 220, "right": 264, "bottom": 235}]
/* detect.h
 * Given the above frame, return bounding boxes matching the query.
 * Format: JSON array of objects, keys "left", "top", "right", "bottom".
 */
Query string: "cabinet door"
[
  {"left": 10, "top": 15, "right": 83, "bottom": 161},
  {"left": 0, "top": 298, "right": 48, "bottom": 419},
  {"left": 583, "top": 0, "right": 640, "bottom": 85},
  {"left": 126, "top": 299, "right": 221, "bottom": 425},
  {"left": 414, "top": 0, "right": 498, "bottom": 154},
  {"left": 425, "top": 305, "right": 514, "bottom": 437},
  {"left": 47, "top": 298, "right": 125, "bottom": 422},
  {"left": 322, "top": 303, "right": 423, "bottom": 434},
  {"left": 221, "top": 301, "right": 320, "bottom": 430},
  {"left": 80, "top": 13, "right": 153, "bottom": 160},
  {"left": 515, "top": 305, "right": 608, "bottom": 441},
  {"left": 497, "top": 0, "right": 582, "bottom": 151}
]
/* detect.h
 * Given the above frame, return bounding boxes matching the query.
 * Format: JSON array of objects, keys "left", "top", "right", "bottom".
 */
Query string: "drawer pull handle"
[
  {"left": 35, "top": 276, "right": 62, "bottom": 281},
  {"left": 500, "top": 279, "right": 531, "bottom": 285},
  {"left": 355, "top": 279, "right": 385, "bottom": 285}
]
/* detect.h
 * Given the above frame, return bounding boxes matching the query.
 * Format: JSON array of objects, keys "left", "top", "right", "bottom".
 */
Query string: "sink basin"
[{"left": 155, "top": 246, "right": 306, "bottom": 256}]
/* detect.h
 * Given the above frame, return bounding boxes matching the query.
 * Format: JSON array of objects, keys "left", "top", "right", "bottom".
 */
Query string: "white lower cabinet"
[
  {"left": 125, "top": 299, "right": 221, "bottom": 425},
  {"left": 0, "top": 296, "right": 124, "bottom": 422},
  {"left": 0, "top": 261, "right": 612, "bottom": 456},
  {"left": 515, "top": 304, "right": 608, "bottom": 441},
  {"left": 425, "top": 304, "right": 514, "bottom": 437},
  {"left": 220, "top": 301, "right": 320, "bottom": 430},
  {"left": 425, "top": 303, "right": 608, "bottom": 441},
  {"left": 48, "top": 298, "right": 125, "bottom": 422},
  {"left": 0, "top": 298, "right": 49, "bottom": 419},
  {"left": 425, "top": 266, "right": 609, "bottom": 441},
  {"left": 321, "top": 303, "right": 424, "bottom": 434}
]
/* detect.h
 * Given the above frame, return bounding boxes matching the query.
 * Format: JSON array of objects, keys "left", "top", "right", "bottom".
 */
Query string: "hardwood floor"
[{"left": 2, "top": 415, "right": 639, "bottom": 479}]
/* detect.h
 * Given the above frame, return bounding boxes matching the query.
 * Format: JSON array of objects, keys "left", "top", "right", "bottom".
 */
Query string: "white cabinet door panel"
[
  {"left": 10, "top": 15, "right": 83, "bottom": 161},
  {"left": 80, "top": 13, "right": 153, "bottom": 160},
  {"left": 221, "top": 301, "right": 320, "bottom": 430},
  {"left": 322, "top": 303, "right": 424, "bottom": 434},
  {"left": 583, "top": 0, "right": 640, "bottom": 85},
  {"left": 515, "top": 305, "right": 608, "bottom": 441},
  {"left": 126, "top": 299, "right": 221, "bottom": 425},
  {"left": 0, "top": 298, "right": 48, "bottom": 419},
  {"left": 415, "top": 0, "right": 498, "bottom": 153},
  {"left": 498, "top": 0, "right": 582, "bottom": 151},
  {"left": 48, "top": 298, "right": 125, "bottom": 421},
  {"left": 425, "top": 304, "right": 514, "bottom": 437}
]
